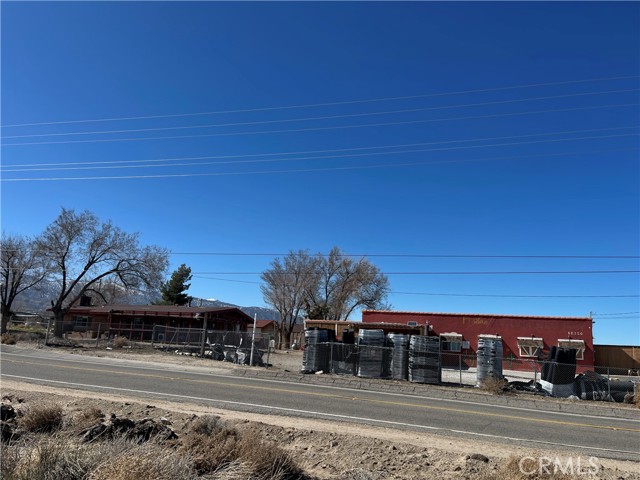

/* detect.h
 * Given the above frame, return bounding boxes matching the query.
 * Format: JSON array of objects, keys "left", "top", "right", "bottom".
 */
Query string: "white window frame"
[
  {"left": 557, "top": 339, "right": 585, "bottom": 360},
  {"left": 516, "top": 337, "right": 544, "bottom": 358},
  {"left": 441, "top": 333, "right": 463, "bottom": 352}
]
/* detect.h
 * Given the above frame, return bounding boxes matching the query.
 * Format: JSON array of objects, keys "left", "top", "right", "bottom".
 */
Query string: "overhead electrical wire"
[
  {"left": 4, "top": 88, "right": 637, "bottom": 140},
  {"left": 180, "top": 252, "right": 640, "bottom": 259},
  {"left": 4, "top": 144, "right": 638, "bottom": 182},
  {"left": 3, "top": 126, "right": 636, "bottom": 170},
  {"left": 191, "top": 270, "right": 639, "bottom": 275},
  {"left": 591, "top": 311, "right": 640, "bottom": 316},
  {"left": 2, "top": 74, "right": 637, "bottom": 128},
  {"left": 4, "top": 133, "right": 637, "bottom": 173},
  {"left": 3, "top": 102, "right": 637, "bottom": 147},
  {"left": 191, "top": 276, "right": 640, "bottom": 298}
]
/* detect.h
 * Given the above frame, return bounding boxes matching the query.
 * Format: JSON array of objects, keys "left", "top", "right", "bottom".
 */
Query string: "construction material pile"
[
  {"left": 540, "top": 347, "right": 577, "bottom": 397},
  {"left": 357, "top": 329, "right": 388, "bottom": 378},
  {"left": 301, "top": 329, "right": 330, "bottom": 373},
  {"left": 330, "top": 342, "right": 358, "bottom": 375},
  {"left": 476, "top": 336, "right": 503, "bottom": 387},
  {"left": 408, "top": 335, "right": 441, "bottom": 384},
  {"left": 388, "top": 333, "right": 410, "bottom": 381}
]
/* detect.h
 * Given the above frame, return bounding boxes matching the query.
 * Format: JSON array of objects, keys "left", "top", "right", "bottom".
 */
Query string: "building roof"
[
  {"left": 65, "top": 304, "right": 253, "bottom": 322},
  {"left": 256, "top": 320, "right": 276, "bottom": 328},
  {"left": 305, "top": 319, "right": 426, "bottom": 331},
  {"left": 362, "top": 310, "right": 591, "bottom": 321}
]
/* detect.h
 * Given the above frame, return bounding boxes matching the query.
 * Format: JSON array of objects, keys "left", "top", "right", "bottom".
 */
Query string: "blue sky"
[{"left": 1, "top": 2, "right": 638, "bottom": 345}]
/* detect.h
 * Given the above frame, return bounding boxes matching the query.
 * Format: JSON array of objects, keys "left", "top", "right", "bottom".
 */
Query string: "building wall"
[
  {"left": 594, "top": 345, "right": 640, "bottom": 371},
  {"left": 362, "top": 310, "right": 594, "bottom": 372}
]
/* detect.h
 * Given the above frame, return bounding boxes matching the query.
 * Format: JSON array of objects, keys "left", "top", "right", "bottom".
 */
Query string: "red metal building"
[{"left": 362, "top": 310, "right": 594, "bottom": 372}]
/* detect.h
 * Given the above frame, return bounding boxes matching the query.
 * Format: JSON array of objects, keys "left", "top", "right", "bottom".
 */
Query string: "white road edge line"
[
  {"left": 2, "top": 349, "right": 637, "bottom": 424},
  {"left": 2, "top": 374, "right": 639, "bottom": 458}
]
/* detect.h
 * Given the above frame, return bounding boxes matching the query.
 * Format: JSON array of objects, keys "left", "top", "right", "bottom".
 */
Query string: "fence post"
[
  {"left": 200, "top": 316, "right": 208, "bottom": 358},
  {"left": 330, "top": 342, "right": 334, "bottom": 374},
  {"left": 607, "top": 367, "right": 611, "bottom": 400},
  {"left": 95, "top": 323, "right": 101, "bottom": 348},
  {"left": 459, "top": 353, "right": 462, "bottom": 386},
  {"left": 249, "top": 314, "right": 257, "bottom": 367},
  {"left": 151, "top": 325, "right": 155, "bottom": 348},
  {"left": 44, "top": 318, "right": 51, "bottom": 346},
  {"left": 266, "top": 335, "right": 271, "bottom": 368}
]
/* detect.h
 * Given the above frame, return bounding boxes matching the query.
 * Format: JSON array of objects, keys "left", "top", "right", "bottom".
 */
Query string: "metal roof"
[
  {"left": 362, "top": 310, "right": 591, "bottom": 321},
  {"left": 65, "top": 304, "right": 253, "bottom": 321}
]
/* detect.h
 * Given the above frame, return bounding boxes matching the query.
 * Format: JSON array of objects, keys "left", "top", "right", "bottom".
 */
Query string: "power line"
[
  {"left": 191, "top": 270, "right": 639, "bottom": 275},
  {"left": 392, "top": 291, "right": 640, "bottom": 298},
  {"left": 4, "top": 248, "right": 638, "bottom": 259},
  {"left": 4, "top": 102, "right": 637, "bottom": 147},
  {"left": 4, "top": 133, "right": 636, "bottom": 174},
  {"left": 4, "top": 89, "right": 637, "bottom": 140},
  {"left": 592, "top": 311, "right": 640, "bottom": 316},
  {"left": 3, "top": 74, "right": 637, "bottom": 128},
  {"left": 179, "top": 252, "right": 640, "bottom": 259},
  {"left": 4, "top": 144, "right": 637, "bottom": 182},
  {"left": 192, "top": 275, "right": 640, "bottom": 298},
  {"left": 4, "top": 126, "right": 635, "bottom": 170}
]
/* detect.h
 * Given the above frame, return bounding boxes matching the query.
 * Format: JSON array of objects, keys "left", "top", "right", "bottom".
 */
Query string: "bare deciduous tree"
[
  {"left": 36, "top": 208, "right": 169, "bottom": 337},
  {"left": 261, "top": 248, "right": 391, "bottom": 346},
  {"left": 304, "top": 247, "right": 390, "bottom": 321},
  {"left": 261, "top": 250, "right": 317, "bottom": 349},
  {"left": 0, "top": 234, "right": 49, "bottom": 334}
]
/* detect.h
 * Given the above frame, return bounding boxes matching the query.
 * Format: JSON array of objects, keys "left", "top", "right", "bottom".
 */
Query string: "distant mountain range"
[
  {"left": 187, "top": 297, "right": 281, "bottom": 321},
  {"left": 12, "top": 284, "right": 281, "bottom": 321}
]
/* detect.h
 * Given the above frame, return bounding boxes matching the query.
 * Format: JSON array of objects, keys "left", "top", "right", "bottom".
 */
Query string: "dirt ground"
[{"left": 3, "top": 342, "right": 640, "bottom": 478}]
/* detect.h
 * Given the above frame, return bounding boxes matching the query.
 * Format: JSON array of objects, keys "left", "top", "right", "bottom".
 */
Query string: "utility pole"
[{"left": 249, "top": 313, "right": 257, "bottom": 366}]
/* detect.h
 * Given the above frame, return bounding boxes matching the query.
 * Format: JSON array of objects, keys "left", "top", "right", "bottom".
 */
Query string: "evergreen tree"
[{"left": 159, "top": 264, "right": 192, "bottom": 306}]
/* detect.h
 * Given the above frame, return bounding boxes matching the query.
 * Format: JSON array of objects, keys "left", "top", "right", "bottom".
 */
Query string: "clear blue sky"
[{"left": 2, "top": 2, "right": 638, "bottom": 345}]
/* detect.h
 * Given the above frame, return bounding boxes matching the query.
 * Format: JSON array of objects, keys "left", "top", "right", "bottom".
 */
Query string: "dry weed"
[
  {"left": 1, "top": 435, "right": 132, "bottom": 480},
  {"left": 190, "top": 415, "right": 224, "bottom": 435},
  {"left": 19, "top": 403, "right": 63, "bottom": 433},
  {"left": 112, "top": 336, "right": 129, "bottom": 348},
  {"left": 180, "top": 424, "right": 241, "bottom": 474},
  {"left": 72, "top": 406, "right": 105, "bottom": 432},
  {"left": 1, "top": 333, "right": 17, "bottom": 345},
  {"left": 479, "top": 376, "right": 508, "bottom": 395},
  {"left": 234, "top": 430, "right": 303, "bottom": 480},
  {"left": 89, "top": 442, "right": 195, "bottom": 480}
]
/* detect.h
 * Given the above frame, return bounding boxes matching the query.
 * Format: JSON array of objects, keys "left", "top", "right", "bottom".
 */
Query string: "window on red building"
[
  {"left": 441, "top": 333, "right": 463, "bottom": 352},
  {"left": 557, "top": 339, "right": 585, "bottom": 360},
  {"left": 517, "top": 337, "right": 543, "bottom": 357}
]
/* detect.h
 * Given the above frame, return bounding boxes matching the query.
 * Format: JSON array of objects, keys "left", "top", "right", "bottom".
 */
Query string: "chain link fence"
[{"left": 300, "top": 341, "right": 639, "bottom": 402}]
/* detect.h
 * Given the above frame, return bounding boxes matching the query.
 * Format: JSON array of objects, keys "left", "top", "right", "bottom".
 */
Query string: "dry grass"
[
  {"left": 234, "top": 426, "right": 303, "bottom": 480},
  {"left": 179, "top": 416, "right": 303, "bottom": 479},
  {"left": 19, "top": 403, "right": 64, "bottom": 433},
  {"left": 5, "top": 402, "right": 305, "bottom": 480},
  {"left": 112, "top": 336, "right": 129, "bottom": 348},
  {"left": 73, "top": 406, "right": 105, "bottom": 432},
  {"left": 1, "top": 333, "right": 17, "bottom": 344},
  {"left": 89, "top": 442, "right": 195, "bottom": 480},
  {"left": 2, "top": 435, "right": 134, "bottom": 480},
  {"left": 479, "top": 376, "right": 508, "bottom": 395}
]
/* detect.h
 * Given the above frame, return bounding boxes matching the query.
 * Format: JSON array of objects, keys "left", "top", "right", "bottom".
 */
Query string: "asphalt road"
[{"left": 2, "top": 346, "right": 639, "bottom": 461}]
